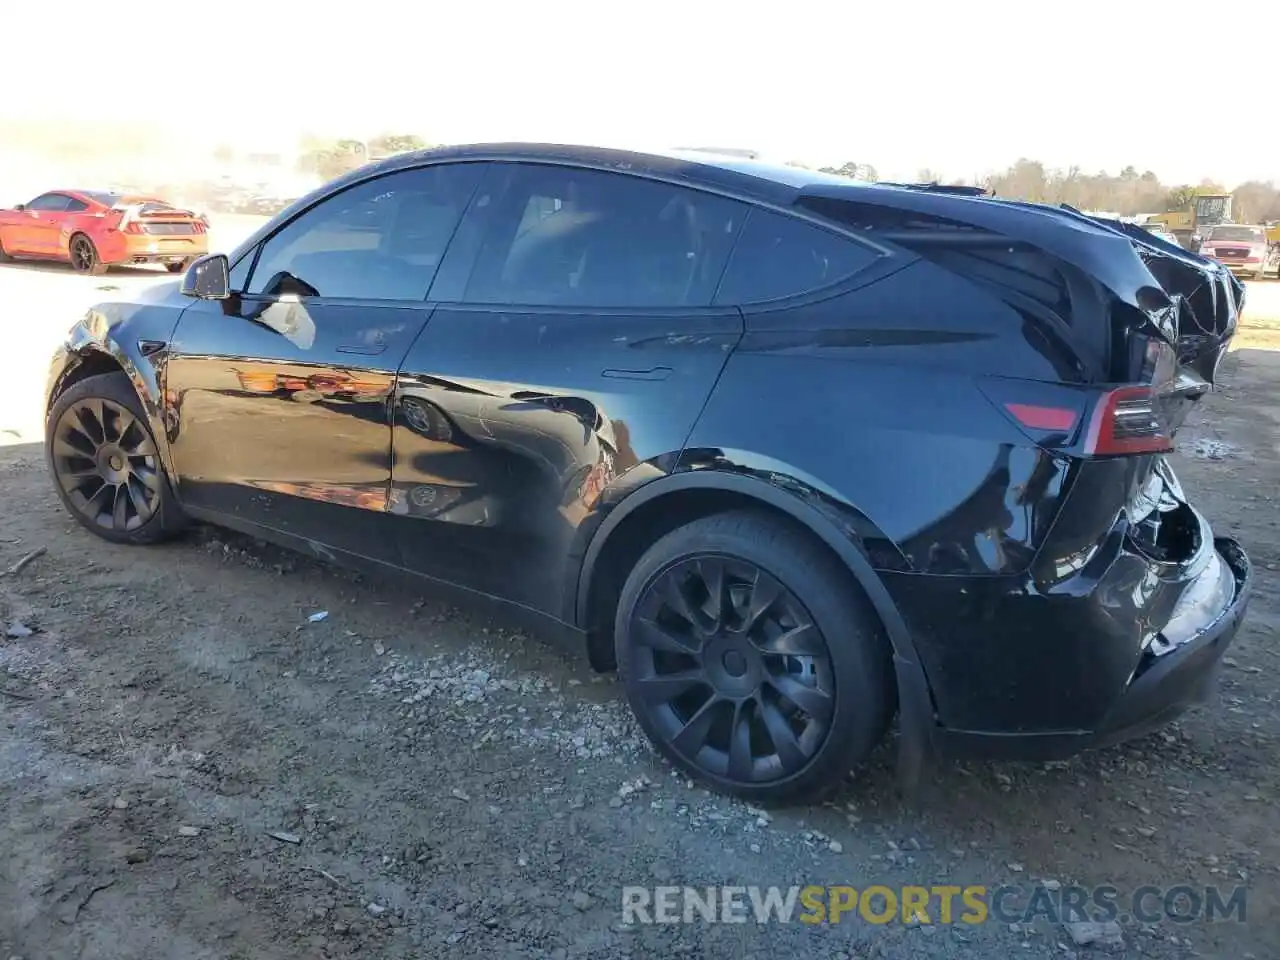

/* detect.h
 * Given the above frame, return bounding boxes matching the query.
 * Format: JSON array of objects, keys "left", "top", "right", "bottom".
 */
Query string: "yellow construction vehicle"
[{"left": 1147, "top": 193, "right": 1234, "bottom": 248}]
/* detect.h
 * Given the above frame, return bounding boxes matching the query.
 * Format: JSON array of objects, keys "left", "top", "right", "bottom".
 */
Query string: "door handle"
[{"left": 601, "top": 366, "right": 672, "bottom": 381}]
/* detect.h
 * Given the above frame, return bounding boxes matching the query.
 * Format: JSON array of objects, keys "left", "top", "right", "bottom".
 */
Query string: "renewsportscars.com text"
[{"left": 621, "top": 884, "right": 1247, "bottom": 926}]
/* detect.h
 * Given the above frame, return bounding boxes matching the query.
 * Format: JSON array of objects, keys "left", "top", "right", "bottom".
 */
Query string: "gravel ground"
[{"left": 1, "top": 249, "right": 1278, "bottom": 959}]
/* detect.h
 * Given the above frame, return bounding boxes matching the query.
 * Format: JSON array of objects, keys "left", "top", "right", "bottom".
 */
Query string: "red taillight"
[
  {"left": 1082, "top": 386, "right": 1173, "bottom": 456},
  {"left": 123, "top": 221, "right": 145, "bottom": 234},
  {"left": 1003, "top": 403, "right": 1078, "bottom": 432}
]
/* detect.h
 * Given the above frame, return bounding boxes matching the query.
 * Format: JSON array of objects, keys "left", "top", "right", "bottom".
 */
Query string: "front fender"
[{"left": 45, "top": 292, "right": 185, "bottom": 482}]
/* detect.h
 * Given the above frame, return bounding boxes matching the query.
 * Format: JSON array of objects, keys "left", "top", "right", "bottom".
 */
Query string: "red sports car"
[{"left": 0, "top": 189, "right": 209, "bottom": 275}]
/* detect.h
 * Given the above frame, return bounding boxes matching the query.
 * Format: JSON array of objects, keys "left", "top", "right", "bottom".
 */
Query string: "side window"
[
  {"left": 63, "top": 198, "right": 89, "bottom": 213},
  {"left": 463, "top": 164, "right": 744, "bottom": 308},
  {"left": 244, "top": 164, "right": 483, "bottom": 301},
  {"left": 714, "top": 207, "right": 881, "bottom": 305},
  {"left": 27, "top": 193, "right": 71, "bottom": 212}
]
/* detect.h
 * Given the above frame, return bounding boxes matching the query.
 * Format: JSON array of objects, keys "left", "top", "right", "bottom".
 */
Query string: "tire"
[
  {"left": 46, "top": 371, "right": 187, "bottom": 545},
  {"left": 615, "top": 510, "right": 894, "bottom": 804},
  {"left": 0, "top": 233, "right": 12, "bottom": 262},
  {"left": 69, "top": 233, "right": 107, "bottom": 276},
  {"left": 165, "top": 257, "right": 195, "bottom": 274}
]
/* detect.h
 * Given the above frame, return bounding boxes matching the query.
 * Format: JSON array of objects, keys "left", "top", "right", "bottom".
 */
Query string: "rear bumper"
[
  {"left": 119, "top": 253, "right": 201, "bottom": 266},
  {"left": 111, "top": 235, "right": 208, "bottom": 265},
  {"left": 931, "top": 536, "right": 1252, "bottom": 761},
  {"left": 1090, "top": 537, "right": 1250, "bottom": 744}
]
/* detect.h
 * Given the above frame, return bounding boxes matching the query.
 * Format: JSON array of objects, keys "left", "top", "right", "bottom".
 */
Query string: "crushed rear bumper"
[
  {"left": 1089, "top": 536, "right": 1250, "bottom": 746},
  {"left": 931, "top": 535, "right": 1252, "bottom": 761}
]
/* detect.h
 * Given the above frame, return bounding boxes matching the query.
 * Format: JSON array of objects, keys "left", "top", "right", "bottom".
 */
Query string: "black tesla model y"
[{"left": 43, "top": 144, "right": 1252, "bottom": 802}]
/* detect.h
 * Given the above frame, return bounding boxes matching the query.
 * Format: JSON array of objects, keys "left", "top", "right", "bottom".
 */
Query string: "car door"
[
  {"left": 390, "top": 161, "right": 747, "bottom": 612},
  {"left": 164, "top": 162, "right": 486, "bottom": 564},
  {"left": 12, "top": 192, "right": 71, "bottom": 255}
]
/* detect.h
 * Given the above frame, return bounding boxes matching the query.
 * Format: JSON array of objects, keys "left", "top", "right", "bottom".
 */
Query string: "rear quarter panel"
[
  {"left": 684, "top": 260, "right": 1091, "bottom": 731},
  {"left": 66, "top": 211, "right": 127, "bottom": 262},
  {"left": 685, "top": 260, "right": 1075, "bottom": 578}
]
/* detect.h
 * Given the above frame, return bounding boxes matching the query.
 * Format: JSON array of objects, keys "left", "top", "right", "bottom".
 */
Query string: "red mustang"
[{"left": 0, "top": 189, "right": 209, "bottom": 275}]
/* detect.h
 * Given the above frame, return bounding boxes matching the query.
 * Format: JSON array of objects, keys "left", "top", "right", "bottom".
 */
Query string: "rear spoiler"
[
  {"left": 112, "top": 201, "right": 198, "bottom": 217},
  {"left": 110, "top": 202, "right": 205, "bottom": 231},
  {"left": 876, "top": 181, "right": 992, "bottom": 197}
]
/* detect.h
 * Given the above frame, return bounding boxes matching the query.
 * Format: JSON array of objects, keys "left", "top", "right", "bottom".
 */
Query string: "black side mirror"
[
  {"left": 13, "top": 203, "right": 26, "bottom": 212},
  {"left": 181, "top": 253, "right": 231, "bottom": 300}
]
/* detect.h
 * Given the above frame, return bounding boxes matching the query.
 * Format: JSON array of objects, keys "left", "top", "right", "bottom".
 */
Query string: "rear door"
[
  {"left": 390, "top": 161, "right": 747, "bottom": 612},
  {"left": 165, "top": 162, "right": 486, "bottom": 564}
]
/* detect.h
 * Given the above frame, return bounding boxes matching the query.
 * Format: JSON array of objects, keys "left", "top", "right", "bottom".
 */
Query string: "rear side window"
[
  {"left": 714, "top": 207, "right": 880, "bottom": 305},
  {"left": 244, "top": 164, "right": 483, "bottom": 301},
  {"left": 27, "top": 193, "right": 71, "bottom": 212},
  {"left": 63, "top": 198, "right": 89, "bottom": 213},
  {"left": 463, "top": 164, "right": 744, "bottom": 308}
]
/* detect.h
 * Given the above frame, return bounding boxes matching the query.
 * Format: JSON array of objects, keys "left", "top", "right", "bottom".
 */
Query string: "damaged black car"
[{"left": 43, "top": 144, "right": 1252, "bottom": 802}]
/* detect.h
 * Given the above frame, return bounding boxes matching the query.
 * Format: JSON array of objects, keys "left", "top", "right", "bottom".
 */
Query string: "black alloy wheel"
[
  {"left": 69, "top": 234, "right": 106, "bottom": 275},
  {"left": 616, "top": 511, "right": 894, "bottom": 803},
  {"left": 53, "top": 397, "right": 162, "bottom": 531},
  {"left": 46, "top": 372, "right": 185, "bottom": 544}
]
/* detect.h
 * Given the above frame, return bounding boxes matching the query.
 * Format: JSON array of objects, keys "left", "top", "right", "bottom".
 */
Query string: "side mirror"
[
  {"left": 181, "top": 253, "right": 231, "bottom": 300},
  {"left": 13, "top": 203, "right": 25, "bottom": 212}
]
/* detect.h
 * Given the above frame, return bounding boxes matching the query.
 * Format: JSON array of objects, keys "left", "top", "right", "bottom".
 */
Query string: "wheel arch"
[
  {"left": 66, "top": 229, "right": 94, "bottom": 255},
  {"left": 48, "top": 346, "right": 126, "bottom": 410},
  {"left": 573, "top": 470, "right": 918, "bottom": 665},
  {"left": 47, "top": 335, "right": 178, "bottom": 483},
  {"left": 571, "top": 469, "right": 937, "bottom": 787}
]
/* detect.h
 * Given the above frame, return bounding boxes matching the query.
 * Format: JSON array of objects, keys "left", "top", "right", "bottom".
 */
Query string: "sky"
[{"left": 5, "top": 0, "right": 1277, "bottom": 186}]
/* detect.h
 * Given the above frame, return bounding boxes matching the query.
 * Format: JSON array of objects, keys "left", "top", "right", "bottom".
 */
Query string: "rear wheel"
[
  {"left": 46, "top": 371, "right": 186, "bottom": 545},
  {"left": 69, "top": 234, "right": 107, "bottom": 276},
  {"left": 165, "top": 257, "right": 195, "bottom": 274},
  {"left": 615, "top": 510, "right": 894, "bottom": 803}
]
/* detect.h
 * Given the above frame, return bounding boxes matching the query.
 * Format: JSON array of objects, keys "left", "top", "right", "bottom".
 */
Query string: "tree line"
[
  {"left": 812, "top": 157, "right": 1280, "bottom": 223},
  {"left": 294, "top": 134, "right": 434, "bottom": 180},
  {"left": 284, "top": 136, "right": 1280, "bottom": 223}
]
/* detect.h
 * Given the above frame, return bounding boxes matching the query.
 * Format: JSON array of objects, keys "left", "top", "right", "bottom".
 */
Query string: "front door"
[
  {"left": 391, "top": 161, "right": 748, "bottom": 614},
  {"left": 164, "top": 162, "right": 486, "bottom": 564},
  {"left": 14, "top": 192, "right": 70, "bottom": 255}
]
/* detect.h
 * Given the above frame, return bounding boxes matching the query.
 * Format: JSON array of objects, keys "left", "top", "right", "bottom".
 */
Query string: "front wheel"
[
  {"left": 615, "top": 510, "right": 894, "bottom": 804},
  {"left": 69, "top": 234, "right": 107, "bottom": 276},
  {"left": 46, "top": 371, "right": 187, "bottom": 544}
]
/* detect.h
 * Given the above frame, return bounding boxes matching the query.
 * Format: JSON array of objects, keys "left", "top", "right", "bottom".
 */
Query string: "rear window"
[
  {"left": 81, "top": 191, "right": 124, "bottom": 207},
  {"left": 713, "top": 207, "right": 880, "bottom": 305},
  {"left": 1208, "top": 226, "right": 1264, "bottom": 243}
]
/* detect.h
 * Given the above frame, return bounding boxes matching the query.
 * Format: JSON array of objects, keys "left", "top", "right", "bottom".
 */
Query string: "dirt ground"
[{"left": 1, "top": 250, "right": 1278, "bottom": 958}]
